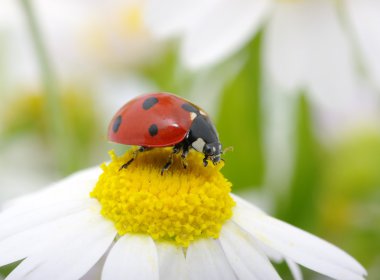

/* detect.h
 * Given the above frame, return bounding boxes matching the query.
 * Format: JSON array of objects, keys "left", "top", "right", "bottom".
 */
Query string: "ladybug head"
[{"left": 203, "top": 142, "right": 222, "bottom": 165}]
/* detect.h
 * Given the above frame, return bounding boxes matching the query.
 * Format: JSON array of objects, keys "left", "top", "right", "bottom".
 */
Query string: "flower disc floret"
[{"left": 91, "top": 148, "right": 235, "bottom": 247}]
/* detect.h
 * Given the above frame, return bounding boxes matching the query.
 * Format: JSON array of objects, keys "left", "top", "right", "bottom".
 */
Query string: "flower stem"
[{"left": 19, "top": 0, "right": 70, "bottom": 173}]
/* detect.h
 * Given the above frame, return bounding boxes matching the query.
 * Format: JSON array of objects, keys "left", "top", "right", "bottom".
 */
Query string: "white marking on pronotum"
[
  {"left": 192, "top": 138, "right": 206, "bottom": 152},
  {"left": 190, "top": 112, "right": 197, "bottom": 120}
]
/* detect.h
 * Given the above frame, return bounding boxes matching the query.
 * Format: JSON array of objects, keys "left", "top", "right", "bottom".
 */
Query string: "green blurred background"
[{"left": 1, "top": 0, "right": 379, "bottom": 278}]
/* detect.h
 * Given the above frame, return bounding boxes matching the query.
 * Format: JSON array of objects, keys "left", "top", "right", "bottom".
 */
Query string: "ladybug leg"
[
  {"left": 203, "top": 156, "right": 209, "bottom": 167},
  {"left": 161, "top": 146, "right": 180, "bottom": 175},
  {"left": 181, "top": 146, "right": 189, "bottom": 169},
  {"left": 161, "top": 155, "right": 173, "bottom": 175},
  {"left": 119, "top": 146, "right": 149, "bottom": 170}
]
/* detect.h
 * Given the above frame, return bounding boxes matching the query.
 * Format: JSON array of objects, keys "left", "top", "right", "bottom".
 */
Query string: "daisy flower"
[
  {"left": 144, "top": 0, "right": 380, "bottom": 106},
  {"left": 0, "top": 149, "right": 366, "bottom": 279},
  {"left": 1, "top": 0, "right": 162, "bottom": 86},
  {"left": 83, "top": 0, "right": 164, "bottom": 69}
]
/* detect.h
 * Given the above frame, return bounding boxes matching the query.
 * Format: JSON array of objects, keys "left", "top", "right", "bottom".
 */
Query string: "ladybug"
[{"left": 108, "top": 92, "right": 223, "bottom": 174}]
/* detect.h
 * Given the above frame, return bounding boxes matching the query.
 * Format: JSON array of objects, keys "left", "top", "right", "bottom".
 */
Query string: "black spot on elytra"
[
  {"left": 149, "top": 124, "right": 158, "bottom": 137},
  {"left": 181, "top": 103, "right": 198, "bottom": 113},
  {"left": 112, "top": 115, "right": 122, "bottom": 133},
  {"left": 143, "top": 97, "right": 159, "bottom": 110}
]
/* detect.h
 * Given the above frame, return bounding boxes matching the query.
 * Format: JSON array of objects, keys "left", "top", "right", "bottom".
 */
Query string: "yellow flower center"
[
  {"left": 120, "top": 5, "right": 145, "bottom": 34},
  {"left": 91, "top": 148, "right": 235, "bottom": 247}
]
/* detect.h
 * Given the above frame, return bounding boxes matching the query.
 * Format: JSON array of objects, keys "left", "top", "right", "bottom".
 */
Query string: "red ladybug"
[{"left": 108, "top": 92, "right": 222, "bottom": 174}]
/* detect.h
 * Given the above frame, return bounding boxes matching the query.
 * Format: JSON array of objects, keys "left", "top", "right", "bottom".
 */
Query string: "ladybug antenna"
[{"left": 222, "top": 146, "right": 233, "bottom": 154}]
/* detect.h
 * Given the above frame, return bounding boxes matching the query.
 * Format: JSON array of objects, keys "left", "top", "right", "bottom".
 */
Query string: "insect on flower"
[{"left": 108, "top": 92, "right": 225, "bottom": 174}]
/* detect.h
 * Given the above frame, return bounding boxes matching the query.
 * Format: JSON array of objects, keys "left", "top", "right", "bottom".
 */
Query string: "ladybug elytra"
[{"left": 108, "top": 92, "right": 223, "bottom": 174}]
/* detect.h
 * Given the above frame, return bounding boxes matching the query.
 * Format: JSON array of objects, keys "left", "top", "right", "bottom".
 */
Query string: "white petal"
[
  {"left": 5, "top": 212, "right": 116, "bottom": 280},
  {"left": 186, "top": 239, "right": 236, "bottom": 280},
  {"left": 0, "top": 198, "right": 98, "bottom": 241},
  {"left": 3, "top": 166, "right": 101, "bottom": 210},
  {"left": 0, "top": 166, "right": 102, "bottom": 240},
  {"left": 232, "top": 201, "right": 367, "bottom": 280},
  {"left": 306, "top": 7, "right": 357, "bottom": 112},
  {"left": 80, "top": 254, "right": 107, "bottom": 280},
  {"left": 263, "top": 2, "right": 309, "bottom": 93},
  {"left": 219, "top": 221, "right": 281, "bottom": 280},
  {"left": 0, "top": 209, "right": 102, "bottom": 266},
  {"left": 144, "top": 0, "right": 217, "bottom": 38},
  {"left": 286, "top": 258, "right": 303, "bottom": 280},
  {"left": 257, "top": 242, "right": 283, "bottom": 263},
  {"left": 231, "top": 193, "right": 266, "bottom": 215},
  {"left": 182, "top": 0, "right": 273, "bottom": 69},
  {"left": 345, "top": 0, "right": 380, "bottom": 89},
  {"left": 264, "top": 0, "right": 357, "bottom": 109},
  {"left": 156, "top": 242, "right": 187, "bottom": 280},
  {"left": 102, "top": 235, "right": 159, "bottom": 280}
]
